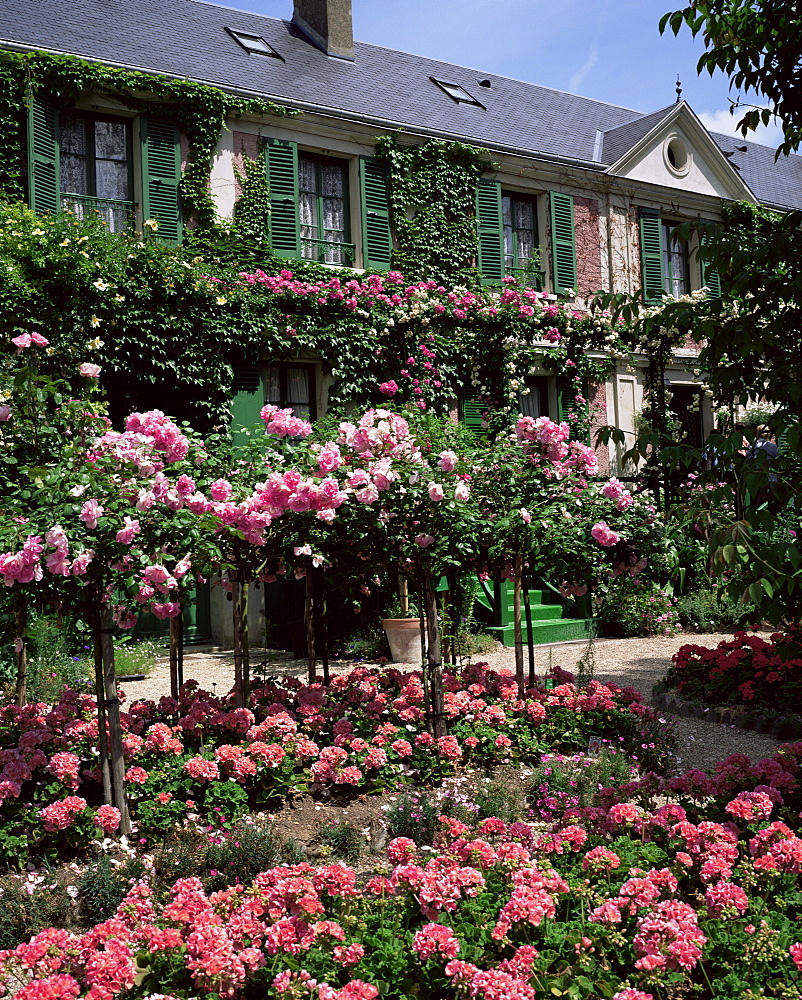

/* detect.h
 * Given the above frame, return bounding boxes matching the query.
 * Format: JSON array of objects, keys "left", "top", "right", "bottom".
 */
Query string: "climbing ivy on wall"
[
  {"left": 0, "top": 50, "right": 627, "bottom": 438},
  {"left": 375, "top": 136, "right": 488, "bottom": 284},
  {"left": 233, "top": 154, "right": 272, "bottom": 245},
  {"left": 0, "top": 201, "right": 623, "bottom": 436},
  {"left": 0, "top": 51, "right": 294, "bottom": 227}
]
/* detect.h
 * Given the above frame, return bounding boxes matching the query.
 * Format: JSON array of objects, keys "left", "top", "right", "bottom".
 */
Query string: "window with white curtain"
[{"left": 298, "top": 155, "right": 351, "bottom": 265}]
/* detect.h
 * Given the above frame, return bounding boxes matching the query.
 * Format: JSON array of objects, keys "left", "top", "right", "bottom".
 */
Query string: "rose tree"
[{"left": 473, "top": 415, "right": 664, "bottom": 693}]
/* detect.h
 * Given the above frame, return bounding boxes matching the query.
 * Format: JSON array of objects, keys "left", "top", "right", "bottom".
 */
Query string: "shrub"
[
  {"left": 204, "top": 818, "right": 281, "bottom": 891},
  {"left": 675, "top": 587, "right": 750, "bottom": 632},
  {"left": 598, "top": 577, "right": 681, "bottom": 637},
  {"left": 527, "top": 748, "right": 639, "bottom": 822},
  {"left": 663, "top": 628, "right": 802, "bottom": 714},
  {"left": 0, "top": 875, "right": 53, "bottom": 949},
  {"left": 473, "top": 777, "right": 525, "bottom": 823},
  {"left": 381, "top": 790, "right": 439, "bottom": 846},
  {"left": 80, "top": 854, "right": 146, "bottom": 924},
  {"left": 315, "top": 820, "right": 363, "bottom": 862}
]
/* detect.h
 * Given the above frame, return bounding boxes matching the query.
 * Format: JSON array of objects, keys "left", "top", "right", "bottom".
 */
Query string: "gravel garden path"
[{"left": 121, "top": 631, "right": 782, "bottom": 776}]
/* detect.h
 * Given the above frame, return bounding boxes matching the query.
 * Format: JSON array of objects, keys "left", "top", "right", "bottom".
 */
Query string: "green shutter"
[
  {"left": 557, "top": 374, "right": 588, "bottom": 439},
  {"left": 230, "top": 364, "right": 264, "bottom": 447},
  {"left": 26, "top": 94, "right": 59, "bottom": 215},
  {"left": 700, "top": 220, "right": 722, "bottom": 298},
  {"left": 476, "top": 178, "right": 504, "bottom": 285},
  {"left": 359, "top": 157, "right": 392, "bottom": 271},
  {"left": 461, "top": 398, "right": 487, "bottom": 435},
  {"left": 549, "top": 191, "right": 577, "bottom": 294},
  {"left": 140, "top": 117, "right": 183, "bottom": 243},
  {"left": 266, "top": 138, "right": 300, "bottom": 258},
  {"left": 639, "top": 209, "right": 665, "bottom": 305}
]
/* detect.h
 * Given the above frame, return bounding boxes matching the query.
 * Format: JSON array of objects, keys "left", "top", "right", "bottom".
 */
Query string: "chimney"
[{"left": 292, "top": 0, "right": 354, "bottom": 60}]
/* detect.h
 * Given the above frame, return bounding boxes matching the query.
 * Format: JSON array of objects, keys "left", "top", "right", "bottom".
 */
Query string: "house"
[{"left": 3, "top": 0, "right": 801, "bottom": 646}]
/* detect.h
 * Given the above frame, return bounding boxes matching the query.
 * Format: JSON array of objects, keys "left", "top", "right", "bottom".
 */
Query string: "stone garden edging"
[{"left": 652, "top": 687, "right": 802, "bottom": 741}]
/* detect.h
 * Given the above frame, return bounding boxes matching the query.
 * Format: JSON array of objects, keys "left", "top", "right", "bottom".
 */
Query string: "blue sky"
[{"left": 226, "top": 0, "right": 783, "bottom": 148}]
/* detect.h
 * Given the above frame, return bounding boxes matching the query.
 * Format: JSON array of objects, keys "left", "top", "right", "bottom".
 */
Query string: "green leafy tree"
[{"left": 661, "top": 1, "right": 802, "bottom": 156}]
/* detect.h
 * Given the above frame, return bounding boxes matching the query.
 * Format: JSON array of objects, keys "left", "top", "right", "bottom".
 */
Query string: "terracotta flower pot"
[{"left": 381, "top": 618, "right": 423, "bottom": 663}]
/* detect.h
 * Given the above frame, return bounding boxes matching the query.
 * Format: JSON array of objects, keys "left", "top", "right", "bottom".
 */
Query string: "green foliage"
[
  {"left": 204, "top": 819, "right": 281, "bottom": 891},
  {"left": 675, "top": 586, "right": 749, "bottom": 632},
  {"left": 0, "top": 50, "right": 294, "bottom": 226},
  {"left": 375, "top": 136, "right": 488, "bottom": 283},
  {"left": 315, "top": 819, "right": 363, "bottom": 862},
  {"left": 597, "top": 577, "right": 681, "bottom": 638},
  {"left": 12, "top": 613, "right": 88, "bottom": 703},
  {"left": 80, "top": 854, "right": 146, "bottom": 924},
  {"left": 660, "top": 2, "right": 802, "bottom": 157},
  {"left": 473, "top": 778, "right": 524, "bottom": 823},
  {"left": 381, "top": 790, "right": 439, "bottom": 846},
  {"left": 0, "top": 870, "right": 77, "bottom": 948},
  {"left": 232, "top": 153, "right": 272, "bottom": 246},
  {"left": 203, "top": 777, "right": 250, "bottom": 828},
  {"left": 151, "top": 830, "right": 208, "bottom": 889}
]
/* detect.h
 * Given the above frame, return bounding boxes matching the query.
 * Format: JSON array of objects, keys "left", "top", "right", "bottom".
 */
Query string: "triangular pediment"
[{"left": 604, "top": 102, "right": 756, "bottom": 202}]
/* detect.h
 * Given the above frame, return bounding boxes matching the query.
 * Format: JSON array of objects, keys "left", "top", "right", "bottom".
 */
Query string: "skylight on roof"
[
  {"left": 226, "top": 28, "right": 283, "bottom": 59},
  {"left": 430, "top": 78, "right": 485, "bottom": 109}
]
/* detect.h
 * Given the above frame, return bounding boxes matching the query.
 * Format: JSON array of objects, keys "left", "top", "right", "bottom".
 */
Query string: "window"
[
  {"left": 59, "top": 113, "right": 133, "bottom": 232},
  {"left": 266, "top": 140, "right": 392, "bottom": 268},
  {"left": 430, "top": 78, "right": 485, "bottom": 108},
  {"left": 26, "top": 97, "right": 183, "bottom": 243},
  {"left": 662, "top": 221, "right": 689, "bottom": 297},
  {"left": 298, "top": 155, "right": 353, "bottom": 265},
  {"left": 225, "top": 27, "right": 283, "bottom": 58},
  {"left": 230, "top": 361, "right": 317, "bottom": 448},
  {"left": 518, "top": 376, "right": 550, "bottom": 418},
  {"left": 502, "top": 193, "right": 541, "bottom": 287},
  {"left": 639, "top": 209, "right": 692, "bottom": 304},
  {"left": 477, "top": 180, "right": 573, "bottom": 292},
  {"left": 264, "top": 363, "right": 316, "bottom": 421}
]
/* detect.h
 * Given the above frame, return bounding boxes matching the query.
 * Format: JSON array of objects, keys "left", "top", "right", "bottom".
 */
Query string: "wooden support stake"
[
  {"left": 14, "top": 595, "right": 27, "bottom": 708},
  {"left": 313, "top": 567, "right": 330, "bottom": 686},
  {"left": 305, "top": 572, "right": 316, "bottom": 684},
  {"left": 169, "top": 615, "right": 179, "bottom": 700},
  {"left": 424, "top": 573, "right": 446, "bottom": 739},
  {"left": 177, "top": 608, "right": 184, "bottom": 691},
  {"left": 241, "top": 576, "right": 251, "bottom": 704},
  {"left": 93, "top": 626, "right": 112, "bottom": 806},
  {"left": 231, "top": 577, "right": 243, "bottom": 709},
  {"left": 524, "top": 571, "right": 536, "bottom": 688},
  {"left": 99, "top": 607, "right": 131, "bottom": 836},
  {"left": 513, "top": 552, "right": 524, "bottom": 697},
  {"left": 419, "top": 587, "right": 431, "bottom": 734}
]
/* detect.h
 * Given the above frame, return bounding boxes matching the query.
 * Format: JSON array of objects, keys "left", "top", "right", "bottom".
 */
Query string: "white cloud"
[
  {"left": 698, "top": 108, "right": 784, "bottom": 149},
  {"left": 568, "top": 41, "right": 599, "bottom": 94}
]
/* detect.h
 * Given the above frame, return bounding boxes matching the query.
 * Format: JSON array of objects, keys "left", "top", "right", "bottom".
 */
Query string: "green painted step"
[
  {"left": 488, "top": 617, "right": 596, "bottom": 646},
  {"left": 473, "top": 576, "right": 594, "bottom": 647}
]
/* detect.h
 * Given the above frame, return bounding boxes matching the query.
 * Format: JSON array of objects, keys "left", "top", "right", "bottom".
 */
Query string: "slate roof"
[
  {"left": 2, "top": 0, "right": 801, "bottom": 208},
  {"left": 602, "top": 105, "right": 677, "bottom": 166}
]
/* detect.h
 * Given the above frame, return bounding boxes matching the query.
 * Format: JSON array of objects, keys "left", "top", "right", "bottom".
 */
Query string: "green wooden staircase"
[{"left": 473, "top": 578, "right": 595, "bottom": 646}]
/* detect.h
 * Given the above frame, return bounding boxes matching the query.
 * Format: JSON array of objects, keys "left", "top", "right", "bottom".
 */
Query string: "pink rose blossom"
[
  {"left": 79, "top": 362, "right": 101, "bottom": 377},
  {"left": 591, "top": 522, "right": 620, "bottom": 547}
]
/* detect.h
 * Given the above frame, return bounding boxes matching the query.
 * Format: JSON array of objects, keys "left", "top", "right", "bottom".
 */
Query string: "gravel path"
[{"left": 120, "top": 632, "right": 782, "bottom": 775}]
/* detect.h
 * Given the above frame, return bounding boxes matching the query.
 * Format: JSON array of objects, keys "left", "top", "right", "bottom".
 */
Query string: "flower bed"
[
  {"left": 0, "top": 664, "right": 666, "bottom": 866},
  {"left": 2, "top": 741, "right": 802, "bottom": 1000},
  {"left": 661, "top": 629, "right": 802, "bottom": 720}
]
